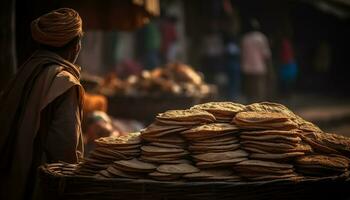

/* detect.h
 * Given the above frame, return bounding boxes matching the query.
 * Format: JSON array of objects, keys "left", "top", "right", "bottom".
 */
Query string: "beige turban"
[{"left": 31, "top": 8, "right": 83, "bottom": 47}]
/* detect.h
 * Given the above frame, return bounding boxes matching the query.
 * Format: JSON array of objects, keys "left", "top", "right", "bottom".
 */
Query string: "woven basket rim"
[{"left": 39, "top": 165, "right": 350, "bottom": 186}]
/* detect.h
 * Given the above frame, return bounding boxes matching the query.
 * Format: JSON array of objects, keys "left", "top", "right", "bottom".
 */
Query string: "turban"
[{"left": 31, "top": 8, "right": 83, "bottom": 47}]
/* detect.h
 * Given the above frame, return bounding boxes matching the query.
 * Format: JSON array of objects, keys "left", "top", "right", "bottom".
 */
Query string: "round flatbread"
[
  {"left": 156, "top": 109, "right": 216, "bottom": 122},
  {"left": 95, "top": 132, "right": 141, "bottom": 146},
  {"left": 234, "top": 112, "right": 290, "bottom": 124},
  {"left": 182, "top": 123, "right": 239, "bottom": 136},
  {"left": 295, "top": 154, "right": 349, "bottom": 169},
  {"left": 236, "top": 160, "right": 293, "bottom": 169},
  {"left": 113, "top": 158, "right": 157, "bottom": 172},
  {"left": 183, "top": 169, "right": 234, "bottom": 179},
  {"left": 157, "top": 163, "right": 200, "bottom": 174},
  {"left": 106, "top": 166, "right": 142, "bottom": 178},
  {"left": 193, "top": 150, "right": 248, "bottom": 162},
  {"left": 191, "top": 102, "right": 245, "bottom": 116},
  {"left": 249, "top": 152, "right": 305, "bottom": 160},
  {"left": 141, "top": 145, "right": 185, "bottom": 154},
  {"left": 148, "top": 171, "right": 181, "bottom": 181},
  {"left": 196, "top": 157, "right": 248, "bottom": 168}
]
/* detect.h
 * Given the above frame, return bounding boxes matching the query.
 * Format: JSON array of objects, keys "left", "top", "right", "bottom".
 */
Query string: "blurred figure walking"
[
  {"left": 241, "top": 19, "right": 272, "bottom": 103},
  {"left": 279, "top": 37, "right": 298, "bottom": 97}
]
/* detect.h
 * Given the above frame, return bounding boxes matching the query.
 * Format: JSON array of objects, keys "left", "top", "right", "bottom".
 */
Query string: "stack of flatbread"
[
  {"left": 76, "top": 101, "right": 350, "bottom": 182},
  {"left": 149, "top": 163, "right": 200, "bottom": 181},
  {"left": 140, "top": 109, "right": 215, "bottom": 165},
  {"left": 98, "top": 158, "right": 157, "bottom": 179},
  {"left": 240, "top": 130, "right": 311, "bottom": 161},
  {"left": 295, "top": 154, "right": 350, "bottom": 177},
  {"left": 234, "top": 160, "right": 300, "bottom": 181},
  {"left": 75, "top": 132, "right": 141, "bottom": 175},
  {"left": 181, "top": 123, "right": 245, "bottom": 181},
  {"left": 233, "top": 111, "right": 308, "bottom": 180}
]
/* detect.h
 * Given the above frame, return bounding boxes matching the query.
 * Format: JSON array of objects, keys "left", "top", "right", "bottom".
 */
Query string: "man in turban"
[{"left": 0, "top": 8, "right": 84, "bottom": 200}]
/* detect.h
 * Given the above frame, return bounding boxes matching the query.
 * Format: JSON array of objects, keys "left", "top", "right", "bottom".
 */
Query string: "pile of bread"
[
  {"left": 76, "top": 102, "right": 350, "bottom": 182},
  {"left": 98, "top": 63, "right": 213, "bottom": 97}
]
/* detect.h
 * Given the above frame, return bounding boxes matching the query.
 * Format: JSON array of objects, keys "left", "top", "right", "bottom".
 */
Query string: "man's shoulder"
[
  {"left": 41, "top": 64, "right": 82, "bottom": 108},
  {"left": 45, "top": 64, "right": 80, "bottom": 86},
  {"left": 56, "top": 70, "right": 81, "bottom": 86}
]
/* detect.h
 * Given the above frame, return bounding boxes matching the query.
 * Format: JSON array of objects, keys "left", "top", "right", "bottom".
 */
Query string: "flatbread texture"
[
  {"left": 191, "top": 102, "right": 245, "bottom": 121},
  {"left": 75, "top": 101, "right": 350, "bottom": 182},
  {"left": 156, "top": 109, "right": 216, "bottom": 122}
]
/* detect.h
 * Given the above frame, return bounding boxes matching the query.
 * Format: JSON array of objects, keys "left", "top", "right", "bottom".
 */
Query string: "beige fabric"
[
  {"left": 31, "top": 8, "right": 83, "bottom": 47},
  {"left": 44, "top": 85, "right": 83, "bottom": 163},
  {"left": 0, "top": 50, "right": 84, "bottom": 200}
]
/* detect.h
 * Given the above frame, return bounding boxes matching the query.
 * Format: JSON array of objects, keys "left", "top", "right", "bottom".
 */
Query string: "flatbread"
[
  {"left": 196, "top": 157, "right": 248, "bottom": 168},
  {"left": 106, "top": 166, "right": 143, "bottom": 178},
  {"left": 182, "top": 123, "right": 239, "bottom": 135},
  {"left": 142, "top": 150, "right": 189, "bottom": 158},
  {"left": 195, "top": 135, "right": 238, "bottom": 143},
  {"left": 183, "top": 169, "right": 234, "bottom": 178},
  {"left": 192, "top": 150, "right": 248, "bottom": 162},
  {"left": 189, "top": 143, "right": 240, "bottom": 152},
  {"left": 157, "top": 163, "right": 200, "bottom": 174},
  {"left": 142, "top": 134, "right": 186, "bottom": 144},
  {"left": 295, "top": 154, "right": 349, "bottom": 169},
  {"left": 140, "top": 157, "right": 192, "bottom": 164},
  {"left": 149, "top": 142, "right": 186, "bottom": 149},
  {"left": 156, "top": 109, "right": 216, "bottom": 122},
  {"left": 141, "top": 145, "right": 185, "bottom": 154},
  {"left": 242, "top": 143, "right": 312, "bottom": 153},
  {"left": 191, "top": 140, "right": 239, "bottom": 147},
  {"left": 240, "top": 134, "right": 301, "bottom": 143},
  {"left": 234, "top": 111, "right": 290, "bottom": 124},
  {"left": 240, "top": 141, "right": 298, "bottom": 149},
  {"left": 148, "top": 171, "right": 181, "bottom": 181},
  {"left": 142, "top": 126, "right": 190, "bottom": 138},
  {"left": 250, "top": 152, "right": 305, "bottom": 160},
  {"left": 141, "top": 122, "right": 185, "bottom": 134},
  {"left": 113, "top": 158, "right": 157, "bottom": 172},
  {"left": 95, "top": 132, "right": 141, "bottom": 146},
  {"left": 244, "top": 102, "right": 297, "bottom": 118},
  {"left": 240, "top": 129, "right": 301, "bottom": 137},
  {"left": 236, "top": 160, "right": 293, "bottom": 169}
]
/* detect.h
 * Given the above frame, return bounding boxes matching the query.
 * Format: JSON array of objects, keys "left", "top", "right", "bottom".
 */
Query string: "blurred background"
[{"left": 1, "top": 0, "right": 349, "bottom": 153}]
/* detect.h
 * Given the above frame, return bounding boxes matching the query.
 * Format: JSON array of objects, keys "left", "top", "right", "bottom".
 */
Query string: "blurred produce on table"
[
  {"left": 83, "top": 92, "right": 108, "bottom": 114},
  {"left": 82, "top": 93, "right": 144, "bottom": 154},
  {"left": 80, "top": 72, "right": 104, "bottom": 92},
  {"left": 99, "top": 62, "right": 217, "bottom": 98},
  {"left": 83, "top": 111, "right": 144, "bottom": 155},
  {"left": 80, "top": 63, "right": 218, "bottom": 122}
]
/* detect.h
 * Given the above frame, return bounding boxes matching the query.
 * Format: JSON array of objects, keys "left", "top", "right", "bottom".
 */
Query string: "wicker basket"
[{"left": 39, "top": 164, "right": 350, "bottom": 200}]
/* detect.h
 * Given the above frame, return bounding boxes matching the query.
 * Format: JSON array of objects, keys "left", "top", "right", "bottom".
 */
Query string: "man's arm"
[{"left": 45, "top": 86, "right": 83, "bottom": 163}]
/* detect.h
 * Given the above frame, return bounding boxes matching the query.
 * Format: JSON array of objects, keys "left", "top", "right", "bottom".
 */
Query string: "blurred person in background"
[
  {"left": 138, "top": 20, "right": 161, "bottom": 70},
  {"left": 224, "top": 36, "right": 241, "bottom": 100},
  {"left": 279, "top": 36, "right": 298, "bottom": 97},
  {"left": 201, "top": 22, "right": 226, "bottom": 90},
  {"left": 222, "top": 2, "right": 241, "bottom": 100},
  {"left": 241, "top": 19, "right": 272, "bottom": 103},
  {"left": 160, "top": 15, "right": 179, "bottom": 63},
  {"left": 0, "top": 8, "right": 84, "bottom": 200}
]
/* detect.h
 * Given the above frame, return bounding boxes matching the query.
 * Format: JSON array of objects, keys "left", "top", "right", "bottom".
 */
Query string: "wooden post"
[{"left": 0, "top": 0, "right": 16, "bottom": 91}]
